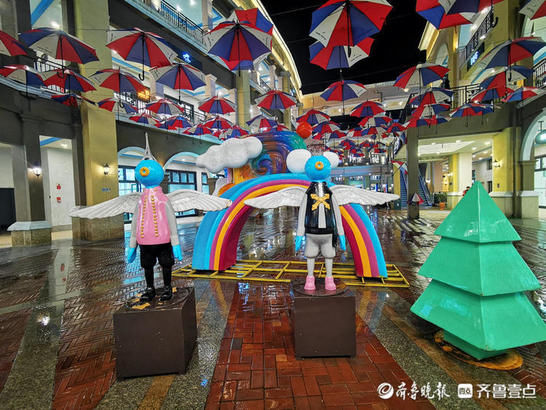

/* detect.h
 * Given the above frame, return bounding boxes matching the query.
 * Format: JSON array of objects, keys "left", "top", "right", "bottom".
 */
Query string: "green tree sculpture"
[{"left": 411, "top": 182, "right": 546, "bottom": 360}]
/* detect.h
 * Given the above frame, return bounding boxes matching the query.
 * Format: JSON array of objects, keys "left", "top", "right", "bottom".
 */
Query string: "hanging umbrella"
[
  {"left": 97, "top": 98, "right": 138, "bottom": 114},
  {"left": 155, "top": 120, "right": 171, "bottom": 130},
  {"left": 321, "top": 80, "right": 367, "bottom": 101},
  {"left": 199, "top": 96, "right": 236, "bottom": 114},
  {"left": 404, "top": 117, "right": 431, "bottom": 128},
  {"left": 297, "top": 109, "right": 330, "bottom": 125},
  {"left": 479, "top": 37, "right": 546, "bottom": 69},
  {"left": 313, "top": 121, "right": 340, "bottom": 136},
  {"left": 478, "top": 65, "right": 533, "bottom": 89},
  {"left": 161, "top": 115, "right": 193, "bottom": 130},
  {"left": 347, "top": 127, "right": 365, "bottom": 138},
  {"left": 416, "top": 0, "right": 504, "bottom": 29},
  {"left": 350, "top": 100, "right": 384, "bottom": 117},
  {"left": 265, "top": 124, "right": 290, "bottom": 132},
  {"left": 151, "top": 62, "right": 206, "bottom": 103},
  {"left": 472, "top": 85, "right": 513, "bottom": 102},
  {"left": 230, "top": 8, "right": 274, "bottom": 34},
  {"left": 412, "top": 102, "right": 451, "bottom": 118},
  {"left": 0, "top": 65, "right": 44, "bottom": 87},
  {"left": 205, "top": 22, "right": 272, "bottom": 72},
  {"left": 146, "top": 98, "right": 184, "bottom": 116},
  {"left": 255, "top": 90, "right": 297, "bottom": 110},
  {"left": 361, "top": 126, "right": 387, "bottom": 136},
  {"left": 358, "top": 115, "right": 392, "bottom": 128},
  {"left": 204, "top": 115, "right": 234, "bottom": 130},
  {"left": 309, "top": 38, "right": 374, "bottom": 70},
  {"left": 129, "top": 113, "right": 159, "bottom": 126},
  {"left": 20, "top": 27, "right": 98, "bottom": 65},
  {"left": 107, "top": 28, "right": 178, "bottom": 79},
  {"left": 450, "top": 103, "right": 493, "bottom": 118},
  {"left": 325, "top": 129, "right": 347, "bottom": 144},
  {"left": 502, "top": 86, "right": 544, "bottom": 102},
  {"left": 224, "top": 125, "right": 249, "bottom": 139},
  {"left": 0, "top": 30, "right": 27, "bottom": 56},
  {"left": 51, "top": 93, "right": 94, "bottom": 107},
  {"left": 310, "top": 0, "right": 393, "bottom": 47},
  {"left": 410, "top": 87, "right": 453, "bottom": 106},
  {"left": 394, "top": 63, "right": 449, "bottom": 89},
  {"left": 386, "top": 123, "right": 406, "bottom": 133},
  {"left": 520, "top": 0, "right": 546, "bottom": 20},
  {"left": 247, "top": 114, "right": 277, "bottom": 129},
  {"left": 42, "top": 68, "right": 96, "bottom": 92},
  {"left": 90, "top": 68, "right": 146, "bottom": 94},
  {"left": 187, "top": 124, "right": 213, "bottom": 136}
]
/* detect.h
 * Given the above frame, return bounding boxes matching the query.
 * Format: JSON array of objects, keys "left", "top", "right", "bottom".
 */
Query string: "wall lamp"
[
  {"left": 31, "top": 165, "right": 42, "bottom": 177},
  {"left": 103, "top": 163, "right": 111, "bottom": 175},
  {"left": 493, "top": 159, "right": 503, "bottom": 168}
]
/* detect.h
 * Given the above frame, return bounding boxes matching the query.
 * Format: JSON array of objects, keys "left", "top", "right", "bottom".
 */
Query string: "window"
[
  {"left": 536, "top": 156, "right": 546, "bottom": 171},
  {"left": 487, "top": 159, "right": 492, "bottom": 170},
  {"left": 201, "top": 173, "right": 209, "bottom": 194},
  {"left": 118, "top": 166, "right": 142, "bottom": 223},
  {"left": 168, "top": 170, "right": 197, "bottom": 217}
]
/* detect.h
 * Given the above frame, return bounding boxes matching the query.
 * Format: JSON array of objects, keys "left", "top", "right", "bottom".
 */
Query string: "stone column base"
[
  {"left": 515, "top": 191, "right": 539, "bottom": 219},
  {"left": 446, "top": 192, "right": 462, "bottom": 210},
  {"left": 490, "top": 192, "right": 513, "bottom": 217},
  {"left": 8, "top": 221, "right": 52, "bottom": 246},
  {"left": 72, "top": 215, "right": 125, "bottom": 241}
]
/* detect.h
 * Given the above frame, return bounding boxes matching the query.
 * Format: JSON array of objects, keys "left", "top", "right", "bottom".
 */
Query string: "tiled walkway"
[{"left": 0, "top": 209, "right": 544, "bottom": 409}]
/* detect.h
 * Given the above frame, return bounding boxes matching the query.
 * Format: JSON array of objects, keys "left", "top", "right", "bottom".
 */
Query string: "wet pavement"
[{"left": 0, "top": 208, "right": 544, "bottom": 409}]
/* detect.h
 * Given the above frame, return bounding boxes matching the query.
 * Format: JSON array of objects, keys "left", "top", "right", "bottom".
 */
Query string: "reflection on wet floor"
[{"left": 0, "top": 209, "right": 544, "bottom": 408}]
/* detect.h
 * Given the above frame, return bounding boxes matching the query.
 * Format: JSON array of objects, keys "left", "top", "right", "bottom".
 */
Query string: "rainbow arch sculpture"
[{"left": 192, "top": 174, "right": 388, "bottom": 278}]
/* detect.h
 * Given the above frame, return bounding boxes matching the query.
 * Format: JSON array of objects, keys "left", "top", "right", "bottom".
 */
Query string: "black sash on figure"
[{"left": 304, "top": 182, "right": 336, "bottom": 235}]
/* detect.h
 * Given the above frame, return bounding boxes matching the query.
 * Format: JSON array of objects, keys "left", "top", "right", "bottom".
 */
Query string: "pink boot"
[
  {"left": 304, "top": 276, "right": 316, "bottom": 291},
  {"left": 325, "top": 276, "right": 336, "bottom": 291}
]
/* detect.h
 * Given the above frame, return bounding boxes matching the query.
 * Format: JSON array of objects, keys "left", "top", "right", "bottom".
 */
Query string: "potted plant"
[{"left": 436, "top": 192, "right": 447, "bottom": 210}]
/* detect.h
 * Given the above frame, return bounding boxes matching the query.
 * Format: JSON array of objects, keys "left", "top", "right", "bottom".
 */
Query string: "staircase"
[{"left": 400, "top": 171, "right": 432, "bottom": 207}]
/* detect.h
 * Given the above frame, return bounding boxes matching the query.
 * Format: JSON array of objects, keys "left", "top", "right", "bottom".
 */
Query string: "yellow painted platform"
[{"left": 173, "top": 260, "right": 409, "bottom": 288}]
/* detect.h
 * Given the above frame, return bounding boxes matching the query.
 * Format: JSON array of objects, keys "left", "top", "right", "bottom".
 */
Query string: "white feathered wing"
[
  {"left": 167, "top": 190, "right": 232, "bottom": 212},
  {"left": 244, "top": 187, "right": 306, "bottom": 209},
  {"left": 330, "top": 186, "right": 399, "bottom": 206},
  {"left": 69, "top": 193, "right": 140, "bottom": 219}
]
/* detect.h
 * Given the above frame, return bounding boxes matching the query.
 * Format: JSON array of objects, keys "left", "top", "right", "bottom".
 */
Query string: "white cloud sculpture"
[{"left": 196, "top": 137, "right": 263, "bottom": 173}]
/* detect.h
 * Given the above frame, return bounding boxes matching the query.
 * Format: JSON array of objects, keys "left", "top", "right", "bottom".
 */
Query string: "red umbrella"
[
  {"left": 309, "top": 38, "right": 374, "bottom": 70},
  {"left": 204, "top": 116, "right": 234, "bottom": 130},
  {"left": 90, "top": 68, "right": 146, "bottom": 94},
  {"left": 479, "top": 37, "right": 546, "bottom": 69},
  {"left": 395, "top": 63, "right": 449, "bottom": 89},
  {"left": 255, "top": 90, "right": 297, "bottom": 110},
  {"left": 161, "top": 115, "right": 192, "bottom": 129},
  {"left": 358, "top": 115, "right": 392, "bottom": 128},
  {"left": 247, "top": 114, "right": 277, "bottom": 129},
  {"left": 199, "top": 96, "right": 236, "bottom": 114},
  {"left": 129, "top": 113, "right": 159, "bottom": 126},
  {"left": 230, "top": 8, "right": 274, "bottom": 34},
  {"left": 187, "top": 124, "right": 213, "bottom": 136},
  {"left": 472, "top": 86, "right": 513, "bottom": 102},
  {"left": 0, "top": 30, "right": 27, "bottom": 56},
  {"left": 224, "top": 125, "right": 249, "bottom": 139},
  {"left": 97, "top": 98, "right": 138, "bottom": 114},
  {"left": 503, "top": 86, "right": 544, "bottom": 102},
  {"left": 416, "top": 0, "right": 504, "bottom": 29},
  {"left": 146, "top": 98, "right": 184, "bottom": 116},
  {"left": 350, "top": 100, "right": 385, "bottom": 117},
  {"left": 42, "top": 69, "right": 96, "bottom": 92},
  {"left": 297, "top": 109, "right": 330, "bottom": 125}
]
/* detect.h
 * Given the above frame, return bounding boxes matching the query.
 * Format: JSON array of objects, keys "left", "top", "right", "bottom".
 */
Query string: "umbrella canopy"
[
  {"left": 450, "top": 103, "right": 493, "bottom": 118},
  {"left": 129, "top": 113, "right": 159, "bottom": 125},
  {"left": 358, "top": 115, "right": 392, "bottom": 128},
  {"left": 472, "top": 86, "right": 513, "bottom": 102},
  {"left": 20, "top": 27, "right": 98, "bottom": 64},
  {"left": 310, "top": 0, "right": 393, "bottom": 47},
  {"left": 361, "top": 126, "right": 387, "bottom": 136},
  {"left": 204, "top": 115, "right": 234, "bottom": 130},
  {"left": 229, "top": 8, "right": 274, "bottom": 34},
  {"left": 404, "top": 117, "right": 431, "bottom": 128},
  {"left": 265, "top": 124, "right": 290, "bottom": 132},
  {"left": 97, "top": 98, "right": 138, "bottom": 114},
  {"left": 224, "top": 125, "right": 249, "bottom": 139},
  {"left": 478, "top": 65, "right": 533, "bottom": 89},
  {"left": 51, "top": 93, "right": 94, "bottom": 107},
  {"left": 416, "top": 0, "right": 504, "bottom": 29},
  {"left": 394, "top": 63, "right": 449, "bottom": 89},
  {"left": 479, "top": 36, "right": 546, "bottom": 69},
  {"left": 0, "top": 65, "right": 44, "bottom": 87},
  {"left": 151, "top": 62, "right": 206, "bottom": 91},
  {"left": 187, "top": 124, "right": 213, "bottom": 136},
  {"left": 146, "top": 98, "right": 184, "bottom": 115},
  {"left": 255, "top": 90, "right": 297, "bottom": 110},
  {"left": 42, "top": 69, "right": 96, "bottom": 92},
  {"left": 385, "top": 123, "right": 407, "bottom": 133},
  {"left": 205, "top": 22, "right": 272, "bottom": 72},
  {"left": 161, "top": 115, "right": 193, "bottom": 129},
  {"left": 313, "top": 121, "right": 340, "bottom": 136},
  {"left": 297, "top": 109, "right": 330, "bottom": 125},
  {"left": 320, "top": 80, "right": 366, "bottom": 101},
  {"left": 520, "top": 0, "right": 546, "bottom": 20},
  {"left": 309, "top": 38, "right": 374, "bottom": 70},
  {"left": 427, "top": 115, "right": 450, "bottom": 125},
  {"left": 247, "top": 114, "right": 277, "bottom": 129},
  {"left": 347, "top": 127, "right": 365, "bottom": 138},
  {"left": 0, "top": 30, "right": 27, "bottom": 57},
  {"left": 502, "top": 86, "right": 544, "bottom": 102},
  {"left": 410, "top": 87, "right": 453, "bottom": 106},
  {"left": 199, "top": 96, "right": 236, "bottom": 114},
  {"left": 326, "top": 129, "right": 346, "bottom": 140},
  {"left": 412, "top": 102, "right": 451, "bottom": 118},
  {"left": 350, "top": 100, "right": 384, "bottom": 117},
  {"left": 90, "top": 68, "right": 146, "bottom": 93}
]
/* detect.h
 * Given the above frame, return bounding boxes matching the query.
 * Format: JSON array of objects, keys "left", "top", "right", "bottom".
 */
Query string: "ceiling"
[{"left": 261, "top": 0, "right": 427, "bottom": 94}]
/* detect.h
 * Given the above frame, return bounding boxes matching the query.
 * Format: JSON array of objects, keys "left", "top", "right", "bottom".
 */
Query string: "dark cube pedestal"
[
  {"left": 113, "top": 287, "right": 197, "bottom": 379},
  {"left": 292, "top": 280, "right": 356, "bottom": 358}
]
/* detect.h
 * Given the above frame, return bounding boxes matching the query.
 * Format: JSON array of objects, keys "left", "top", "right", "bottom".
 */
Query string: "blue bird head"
[
  {"left": 305, "top": 155, "right": 331, "bottom": 182},
  {"left": 135, "top": 159, "right": 164, "bottom": 188},
  {"left": 286, "top": 149, "right": 340, "bottom": 182}
]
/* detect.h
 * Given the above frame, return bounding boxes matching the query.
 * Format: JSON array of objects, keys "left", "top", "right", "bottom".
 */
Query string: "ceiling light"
[
  {"left": 31, "top": 166, "right": 42, "bottom": 177},
  {"left": 176, "top": 5, "right": 181, "bottom": 12},
  {"left": 404, "top": 88, "right": 409, "bottom": 93},
  {"left": 456, "top": 140, "right": 461, "bottom": 143},
  {"left": 61, "top": 143, "right": 68, "bottom": 148},
  {"left": 51, "top": 21, "right": 60, "bottom": 29}
]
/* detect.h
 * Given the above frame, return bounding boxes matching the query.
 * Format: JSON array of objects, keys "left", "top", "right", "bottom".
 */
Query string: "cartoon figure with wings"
[
  {"left": 70, "top": 134, "right": 231, "bottom": 302},
  {"left": 245, "top": 149, "right": 398, "bottom": 291}
]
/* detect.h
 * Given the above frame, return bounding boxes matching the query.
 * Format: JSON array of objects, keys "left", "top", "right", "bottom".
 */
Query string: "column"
[
  {"left": 447, "top": 152, "right": 472, "bottom": 208},
  {"left": 269, "top": 65, "right": 277, "bottom": 89},
  {"left": 8, "top": 117, "right": 51, "bottom": 246},
  {"left": 227, "top": 88, "right": 237, "bottom": 125},
  {"left": 201, "top": 0, "right": 213, "bottom": 32},
  {"left": 71, "top": 0, "right": 124, "bottom": 240},
  {"left": 279, "top": 70, "right": 292, "bottom": 129},
  {"left": 236, "top": 71, "right": 251, "bottom": 127},
  {"left": 491, "top": 127, "right": 517, "bottom": 216},
  {"left": 407, "top": 131, "right": 419, "bottom": 219},
  {"left": 205, "top": 74, "right": 217, "bottom": 99},
  {"left": 518, "top": 160, "right": 538, "bottom": 218}
]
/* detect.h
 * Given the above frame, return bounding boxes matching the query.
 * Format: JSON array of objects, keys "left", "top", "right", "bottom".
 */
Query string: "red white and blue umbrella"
[
  {"left": 310, "top": 0, "right": 393, "bottom": 47},
  {"left": 0, "top": 65, "right": 44, "bottom": 87},
  {"left": 520, "top": 0, "right": 546, "bottom": 20},
  {"left": 20, "top": 27, "right": 98, "bottom": 64},
  {"left": 204, "top": 115, "right": 234, "bottom": 130},
  {"left": 309, "top": 38, "right": 374, "bottom": 70},
  {"left": 386, "top": 123, "right": 406, "bottom": 133},
  {"left": 479, "top": 37, "right": 546, "bottom": 69},
  {"left": 265, "top": 124, "right": 290, "bottom": 132},
  {"left": 161, "top": 115, "right": 192, "bottom": 129},
  {"left": 247, "top": 114, "right": 277, "bottom": 129},
  {"left": 255, "top": 90, "right": 297, "bottom": 110},
  {"left": 199, "top": 96, "right": 236, "bottom": 115},
  {"left": 146, "top": 98, "right": 184, "bottom": 115},
  {"left": 450, "top": 103, "right": 493, "bottom": 118},
  {"left": 42, "top": 69, "right": 96, "bottom": 92},
  {"left": 205, "top": 22, "right": 272, "bottom": 72},
  {"left": 312, "top": 121, "right": 340, "bottom": 136},
  {"left": 97, "top": 98, "right": 138, "bottom": 114},
  {"left": 395, "top": 63, "right": 449, "bottom": 89},
  {"left": 187, "top": 124, "right": 213, "bottom": 136},
  {"left": 361, "top": 126, "right": 387, "bottom": 136},
  {"left": 230, "top": 8, "right": 274, "bottom": 34},
  {"left": 358, "top": 115, "right": 392, "bottom": 128},
  {"left": 412, "top": 102, "right": 451, "bottom": 118},
  {"left": 151, "top": 63, "right": 206, "bottom": 93},
  {"left": 224, "top": 125, "right": 249, "bottom": 139},
  {"left": 51, "top": 93, "right": 94, "bottom": 107},
  {"left": 129, "top": 113, "right": 159, "bottom": 126},
  {"left": 416, "top": 0, "right": 504, "bottom": 29},
  {"left": 428, "top": 115, "right": 450, "bottom": 125},
  {"left": 297, "top": 109, "right": 330, "bottom": 125},
  {"left": 472, "top": 86, "right": 513, "bottom": 102},
  {"left": 502, "top": 86, "right": 544, "bottom": 102},
  {"left": 347, "top": 127, "right": 365, "bottom": 138},
  {"left": 0, "top": 30, "right": 27, "bottom": 56},
  {"left": 321, "top": 80, "right": 366, "bottom": 101},
  {"left": 326, "top": 129, "right": 346, "bottom": 141},
  {"left": 107, "top": 28, "right": 178, "bottom": 78},
  {"left": 410, "top": 87, "right": 453, "bottom": 106},
  {"left": 404, "top": 117, "right": 431, "bottom": 128},
  {"left": 478, "top": 65, "right": 532, "bottom": 89},
  {"left": 350, "top": 100, "right": 384, "bottom": 117},
  {"left": 90, "top": 68, "right": 146, "bottom": 93}
]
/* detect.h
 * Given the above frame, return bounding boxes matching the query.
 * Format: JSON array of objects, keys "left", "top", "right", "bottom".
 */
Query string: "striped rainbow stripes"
[{"left": 192, "top": 174, "right": 388, "bottom": 278}]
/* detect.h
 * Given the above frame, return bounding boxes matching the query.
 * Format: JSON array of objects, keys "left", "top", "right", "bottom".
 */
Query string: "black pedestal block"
[
  {"left": 292, "top": 281, "right": 356, "bottom": 358},
  {"left": 113, "top": 287, "right": 197, "bottom": 379}
]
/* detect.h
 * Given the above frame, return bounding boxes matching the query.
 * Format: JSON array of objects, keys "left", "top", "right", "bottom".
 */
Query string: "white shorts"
[{"left": 304, "top": 233, "right": 336, "bottom": 258}]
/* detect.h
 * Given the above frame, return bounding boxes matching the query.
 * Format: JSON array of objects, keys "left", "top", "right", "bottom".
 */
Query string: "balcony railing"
[
  {"left": 459, "top": 10, "right": 496, "bottom": 67},
  {"left": 534, "top": 59, "right": 546, "bottom": 88}
]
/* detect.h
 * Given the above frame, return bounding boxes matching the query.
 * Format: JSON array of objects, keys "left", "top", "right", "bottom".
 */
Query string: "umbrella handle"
[{"left": 139, "top": 70, "right": 145, "bottom": 81}]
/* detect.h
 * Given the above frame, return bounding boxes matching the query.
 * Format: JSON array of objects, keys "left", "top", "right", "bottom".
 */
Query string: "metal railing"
[
  {"left": 450, "top": 83, "right": 482, "bottom": 107},
  {"left": 534, "top": 59, "right": 546, "bottom": 88},
  {"left": 459, "top": 10, "right": 496, "bottom": 67},
  {"left": 259, "top": 78, "right": 271, "bottom": 92}
]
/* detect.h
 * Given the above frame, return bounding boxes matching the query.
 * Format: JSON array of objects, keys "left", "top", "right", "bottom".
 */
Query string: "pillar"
[
  {"left": 205, "top": 74, "right": 217, "bottom": 99},
  {"left": 518, "top": 160, "right": 539, "bottom": 218},
  {"left": 8, "top": 116, "right": 51, "bottom": 246},
  {"left": 236, "top": 71, "right": 251, "bottom": 127},
  {"left": 227, "top": 88, "right": 237, "bottom": 125},
  {"left": 447, "top": 152, "right": 472, "bottom": 209},
  {"left": 407, "top": 131, "right": 419, "bottom": 219},
  {"left": 71, "top": 0, "right": 123, "bottom": 240},
  {"left": 491, "top": 127, "right": 517, "bottom": 216},
  {"left": 201, "top": 0, "right": 213, "bottom": 32},
  {"left": 279, "top": 70, "right": 292, "bottom": 129},
  {"left": 269, "top": 65, "right": 277, "bottom": 89}
]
